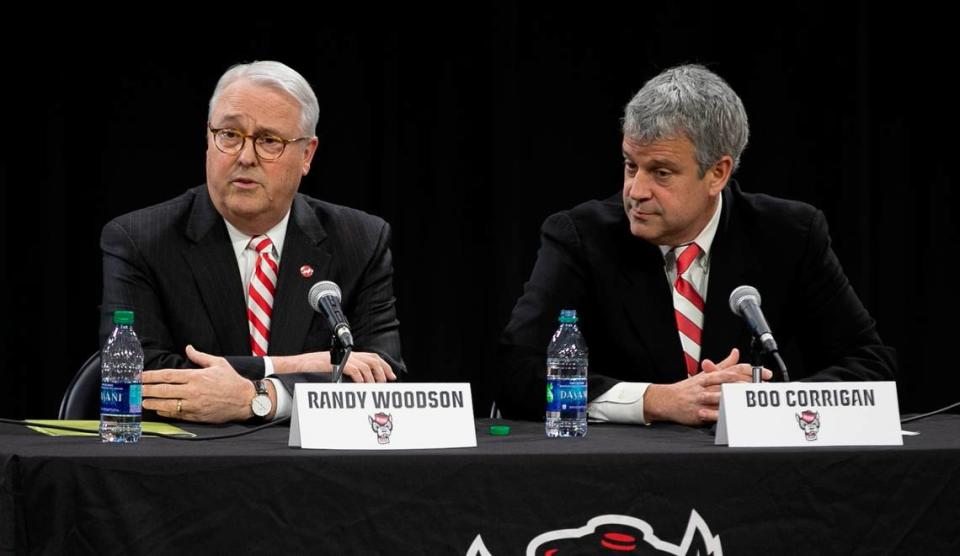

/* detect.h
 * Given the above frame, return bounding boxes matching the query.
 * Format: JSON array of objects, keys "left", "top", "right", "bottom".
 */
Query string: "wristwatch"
[{"left": 251, "top": 379, "right": 273, "bottom": 418}]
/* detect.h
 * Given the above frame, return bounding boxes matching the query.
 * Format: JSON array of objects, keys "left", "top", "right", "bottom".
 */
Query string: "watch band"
[{"left": 254, "top": 379, "right": 269, "bottom": 397}]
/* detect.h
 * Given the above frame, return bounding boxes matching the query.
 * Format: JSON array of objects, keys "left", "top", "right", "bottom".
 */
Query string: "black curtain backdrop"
[{"left": 3, "top": 6, "right": 956, "bottom": 420}]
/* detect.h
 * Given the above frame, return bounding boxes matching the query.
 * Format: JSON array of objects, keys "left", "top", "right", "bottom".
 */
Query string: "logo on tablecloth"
[
  {"left": 466, "top": 510, "right": 721, "bottom": 555},
  {"left": 368, "top": 412, "right": 394, "bottom": 444},
  {"left": 796, "top": 410, "right": 821, "bottom": 441}
]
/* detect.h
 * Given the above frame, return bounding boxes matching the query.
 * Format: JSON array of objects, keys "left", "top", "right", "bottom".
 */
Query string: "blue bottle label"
[
  {"left": 101, "top": 383, "right": 143, "bottom": 415},
  {"left": 546, "top": 377, "right": 587, "bottom": 412}
]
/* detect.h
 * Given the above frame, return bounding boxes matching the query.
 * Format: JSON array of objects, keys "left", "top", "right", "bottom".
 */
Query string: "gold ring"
[{"left": 177, "top": 399, "right": 183, "bottom": 414}]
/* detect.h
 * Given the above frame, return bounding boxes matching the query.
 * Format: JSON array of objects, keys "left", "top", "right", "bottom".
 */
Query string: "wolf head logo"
[
  {"left": 796, "top": 410, "right": 821, "bottom": 441},
  {"left": 467, "top": 510, "right": 722, "bottom": 555},
  {"left": 368, "top": 412, "right": 393, "bottom": 444}
]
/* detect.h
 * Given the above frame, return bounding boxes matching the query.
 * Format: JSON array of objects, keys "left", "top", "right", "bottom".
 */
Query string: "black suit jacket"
[
  {"left": 497, "top": 181, "right": 897, "bottom": 420},
  {"left": 100, "top": 185, "right": 404, "bottom": 394}
]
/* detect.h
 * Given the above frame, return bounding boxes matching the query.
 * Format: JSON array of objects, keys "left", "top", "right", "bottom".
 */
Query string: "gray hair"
[
  {"left": 622, "top": 64, "right": 749, "bottom": 176},
  {"left": 208, "top": 61, "right": 319, "bottom": 137}
]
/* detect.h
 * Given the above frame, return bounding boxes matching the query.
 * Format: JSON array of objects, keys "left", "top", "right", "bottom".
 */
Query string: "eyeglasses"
[{"left": 208, "top": 126, "right": 311, "bottom": 161}]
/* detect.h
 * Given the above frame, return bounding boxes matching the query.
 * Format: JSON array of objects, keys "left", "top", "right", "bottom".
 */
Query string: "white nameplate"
[
  {"left": 716, "top": 381, "right": 901, "bottom": 447},
  {"left": 289, "top": 383, "right": 477, "bottom": 450}
]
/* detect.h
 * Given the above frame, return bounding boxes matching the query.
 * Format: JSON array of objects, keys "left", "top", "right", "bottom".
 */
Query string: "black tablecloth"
[{"left": 2, "top": 416, "right": 959, "bottom": 554}]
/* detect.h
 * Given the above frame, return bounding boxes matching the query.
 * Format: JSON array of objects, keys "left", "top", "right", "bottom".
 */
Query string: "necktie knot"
[
  {"left": 675, "top": 242, "right": 701, "bottom": 277},
  {"left": 249, "top": 235, "right": 274, "bottom": 256}
]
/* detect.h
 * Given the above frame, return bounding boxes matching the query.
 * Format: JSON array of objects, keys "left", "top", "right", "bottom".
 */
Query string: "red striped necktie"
[
  {"left": 247, "top": 235, "right": 278, "bottom": 356},
  {"left": 673, "top": 243, "right": 704, "bottom": 375}
]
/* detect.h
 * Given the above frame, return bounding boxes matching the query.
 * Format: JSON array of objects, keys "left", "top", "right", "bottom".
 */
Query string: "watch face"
[{"left": 252, "top": 394, "right": 272, "bottom": 417}]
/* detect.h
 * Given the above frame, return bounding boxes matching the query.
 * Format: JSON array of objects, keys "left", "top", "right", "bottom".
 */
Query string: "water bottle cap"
[
  {"left": 113, "top": 310, "right": 135, "bottom": 325},
  {"left": 558, "top": 309, "right": 577, "bottom": 324}
]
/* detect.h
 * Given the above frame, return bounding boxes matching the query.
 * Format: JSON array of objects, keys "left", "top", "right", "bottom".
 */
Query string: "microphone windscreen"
[
  {"left": 728, "top": 285, "right": 761, "bottom": 316},
  {"left": 307, "top": 281, "right": 342, "bottom": 312}
]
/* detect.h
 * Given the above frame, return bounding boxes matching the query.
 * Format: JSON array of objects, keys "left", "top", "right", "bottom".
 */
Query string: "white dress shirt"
[
  {"left": 587, "top": 194, "right": 723, "bottom": 424},
  {"left": 223, "top": 213, "right": 293, "bottom": 420}
]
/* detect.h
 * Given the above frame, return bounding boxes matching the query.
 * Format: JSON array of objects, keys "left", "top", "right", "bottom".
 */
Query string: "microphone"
[
  {"left": 728, "top": 285, "right": 789, "bottom": 381},
  {"left": 729, "top": 285, "right": 778, "bottom": 353},
  {"left": 307, "top": 281, "right": 354, "bottom": 348}
]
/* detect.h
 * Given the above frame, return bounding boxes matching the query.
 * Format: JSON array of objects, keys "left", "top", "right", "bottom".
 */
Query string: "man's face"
[
  {"left": 206, "top": 80, "right": 318, "bottom": 235},
  {"left": 621, "top": 135, "right": 730, "bottom": 246}
]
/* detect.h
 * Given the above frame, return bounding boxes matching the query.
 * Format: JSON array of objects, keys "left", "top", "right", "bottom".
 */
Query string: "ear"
[
  {"left": 706, "top": 155, "right": 734, "bottom": 196},
  {"left": 301, "top": 136, "right": 319, "bottom": 176}
]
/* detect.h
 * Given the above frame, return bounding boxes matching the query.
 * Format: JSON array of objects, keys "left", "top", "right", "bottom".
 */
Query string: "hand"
[
  {"left": 644, "top": 348, "right": 772, "bottom": 425},
  {"left": 272, "top": 351, "right": 397, "bottom": 383},
  {"left": 702, "top": 347, "right": 773, "bottom": 385},
  {"left": 142, "top": 345, "right": 259, "bottom": 423}
]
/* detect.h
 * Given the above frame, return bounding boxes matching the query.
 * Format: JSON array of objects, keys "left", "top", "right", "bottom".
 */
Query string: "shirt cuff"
[
  {"left": 263, "top": 357, "right": 292, "bottom": 420},
  {"left": 587, "top": 382, "right": 651, "bottom": 425}
]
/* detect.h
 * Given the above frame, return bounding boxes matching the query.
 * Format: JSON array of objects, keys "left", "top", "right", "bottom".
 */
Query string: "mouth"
[
  {"left": 630, "top": 209, "right": 656, "bottom": 220},
  {"left": 230, "top": 178, "right": 261, "bottom": 190}
]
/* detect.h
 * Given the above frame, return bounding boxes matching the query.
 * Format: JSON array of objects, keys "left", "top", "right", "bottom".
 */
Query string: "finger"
[
  {"left": 354, "top": 361, "right": 375, "bottom": 384},
  {"left": 185, "top": 345, "right": 223, "bottom": 368},
  {"left": 342, "top": 365, "right": 366, "bottom": 383},
  {"left": 701, "top": 359, "right": 718, "bottom": 373},
  {"left": 727, "top": 363, "right": 758, "bottom": 378},
  {"left": 380, "top": 359, "right": 396, "bottom": 381},
  {"left": 698, "top": 408, "right": 720, "bottom": 423},
  {"left": 762, "top": 367, "right": 774, "bottom": 380},
  {"left": 142, "top": 383, "right": 187, "bottom": 399},
  {"left": 361, "top": 354, "right": 396, "bottom": 382},
  {"left": 698, "top": 369, "right": 752, "bottom": 387},
  {"left": 698, "top": 391, "right": 722, "bottom": 407},
  {"left": 142, "top": 369, "right": 192, "bottom": 384},
  {"left": 143, "top": 397, "right": 182, "bottom": 414},
  {"left": 717, "top": 348, "right": 740, "bottom": 368}
]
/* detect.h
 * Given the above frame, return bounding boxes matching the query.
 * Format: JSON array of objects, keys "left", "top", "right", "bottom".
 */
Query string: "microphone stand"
[
  {"left": 329, "top": 333, "right": 353, "bottom": 384},
  {"left": 750, "top": 336, "right": 764, "bottom": 384},
  {"left": 750, "top": 336, "right": 791, "bottom": 383}
]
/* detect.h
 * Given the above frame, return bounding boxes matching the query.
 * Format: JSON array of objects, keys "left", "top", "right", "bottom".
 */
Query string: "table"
[{"left": 2, "top": 416, "right": 959, "bottom": 554}]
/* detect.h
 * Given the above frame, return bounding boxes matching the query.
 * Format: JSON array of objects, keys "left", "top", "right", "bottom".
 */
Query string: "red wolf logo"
[
  {"left": 796, "top": 410, "right": 821, "bottom": 441},
  {"left": 368, "top": 412, "right": 393, "bottom": 444}
]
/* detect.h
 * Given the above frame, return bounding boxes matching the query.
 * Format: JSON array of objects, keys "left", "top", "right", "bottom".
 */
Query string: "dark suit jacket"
[
  {"left": 497, "top": 181, "right": 897, "bottom": 420},
  {"left": 100, "top": 185, "right": 404, "bottom": 394}
]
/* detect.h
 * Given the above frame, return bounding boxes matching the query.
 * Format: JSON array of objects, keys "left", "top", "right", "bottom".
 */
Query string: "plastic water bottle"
[
  {"left": 545, "top": 309, "right": 588, "bottom": 437},
  {"left": 100, "top": 310, "right": 143, "bottom": 443}
]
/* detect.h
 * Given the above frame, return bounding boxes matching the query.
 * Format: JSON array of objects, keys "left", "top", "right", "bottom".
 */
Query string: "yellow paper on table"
[{"left": 26, "top": 420, "right": 195, "bottom": 438}]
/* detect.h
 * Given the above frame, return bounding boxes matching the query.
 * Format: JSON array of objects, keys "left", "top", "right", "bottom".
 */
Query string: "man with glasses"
[{"left": 100, "top": 61, "right": 403, "bottom": 423}]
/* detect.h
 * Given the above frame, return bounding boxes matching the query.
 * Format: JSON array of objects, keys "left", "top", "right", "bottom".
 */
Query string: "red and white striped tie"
[
  {"left": 673, "top": 243, "right": 704, "bottom": 375},
  {"left": 247, "top": 235, "right": 278, "bottom": 356}
]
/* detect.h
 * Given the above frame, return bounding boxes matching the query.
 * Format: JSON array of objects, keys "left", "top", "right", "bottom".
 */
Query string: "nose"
[
  {"left": 236, "top": 137, "right": 259, "bottom": 166},
  {"left": 625, "top": 172, "right": 653, "bottom": 201}
]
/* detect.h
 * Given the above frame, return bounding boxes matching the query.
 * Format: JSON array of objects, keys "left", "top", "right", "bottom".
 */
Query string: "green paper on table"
[{"left": 26, "top": 420, "right": 195, "bottom": 438}]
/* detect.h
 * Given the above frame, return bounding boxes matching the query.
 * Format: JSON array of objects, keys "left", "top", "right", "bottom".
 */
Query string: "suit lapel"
[
  {"left": 182, "top": 188, "right": 250, "bottom": 355},
  {"left": 267, "top": 195, "right": 331, "bottom": 355},
  {"left": 700, "top": 184, "right": 755, "bottom": 364},
  {"left": 620, "top": 234, "right": 688, "bottom": 383}
]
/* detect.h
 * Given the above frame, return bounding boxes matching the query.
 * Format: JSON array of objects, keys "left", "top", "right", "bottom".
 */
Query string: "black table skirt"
[{"left": 2, "top": 416, "right": 959, "bottom": 554}]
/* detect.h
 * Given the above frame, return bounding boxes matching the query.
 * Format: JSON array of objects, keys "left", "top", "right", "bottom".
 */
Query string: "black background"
[{"left": 3, "top": 5, "right": 956, "bottom": 420}]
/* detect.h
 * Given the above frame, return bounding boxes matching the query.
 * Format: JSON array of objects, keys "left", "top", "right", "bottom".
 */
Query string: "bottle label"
[
  {"left": 101, "top": 383, "right": 142, "bottom": 415},
  {"left": 546, "top": 377, "right": 587, "bottom": 412}
]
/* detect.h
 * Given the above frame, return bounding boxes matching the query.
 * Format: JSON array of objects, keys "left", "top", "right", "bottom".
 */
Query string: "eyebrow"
[
  {"left": 647, "top": 158, "right": 682, "bottom": 171},
  {"left": 621, "top": 152, "right": 682, "bottom": 171},
  {"left": 213, "top": 115, "right": 288, "bottom": 137}
]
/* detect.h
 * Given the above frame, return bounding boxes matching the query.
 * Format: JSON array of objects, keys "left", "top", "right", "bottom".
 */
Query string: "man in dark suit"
[
  {"left": 100, "top": 61, "right": 403, "bottom": 423},
  {"left": 498, "top": 64, "right": 896, "bottom": 426}
]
